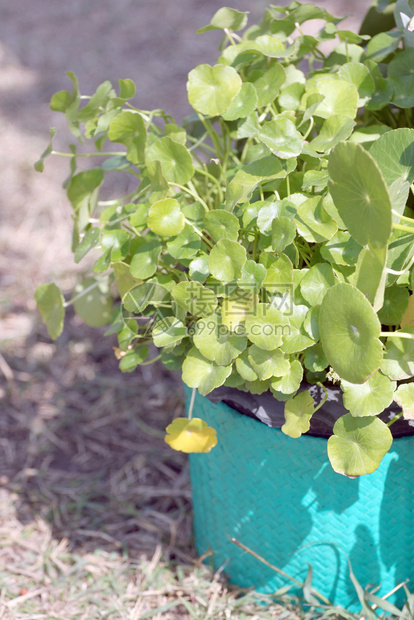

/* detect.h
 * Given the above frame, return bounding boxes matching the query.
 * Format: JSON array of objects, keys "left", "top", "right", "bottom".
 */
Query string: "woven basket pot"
[{"left": 187, "top": 386, "right": 414, "bottom": 612}]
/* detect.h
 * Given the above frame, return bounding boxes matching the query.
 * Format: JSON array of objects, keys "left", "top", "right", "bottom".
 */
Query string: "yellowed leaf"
[
  {"left": 401, "top": 295, "right": 414, "bottom": 328},
  {"left": 164, "top": 418, "right": 217, "bottom": 453}
]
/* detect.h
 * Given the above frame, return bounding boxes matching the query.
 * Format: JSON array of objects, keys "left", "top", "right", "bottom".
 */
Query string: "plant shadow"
[{"left": 0, "top": 311, "right": 193, "bottom": 562}]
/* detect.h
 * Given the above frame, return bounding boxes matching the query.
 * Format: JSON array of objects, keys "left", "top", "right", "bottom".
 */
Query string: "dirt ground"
[{"left": 0, "top": 1, "right": 366, "bottom": 617}]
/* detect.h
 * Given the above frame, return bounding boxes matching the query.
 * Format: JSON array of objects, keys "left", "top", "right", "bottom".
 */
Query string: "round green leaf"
[
  {"left": 172, "top": 281, "right": 217, "bottom": 318},
  {"left": 257, "top": 199, "right": 297, "bottom": 235},
  {"left": 369, "top": 128, "right": 414, "bottom": 186},
  {"left": 73, "top": 277, "right": 113, "bottom": 328},
  {"left": 366, "top": 30, "right": 401, "bottom": 62},
  {"left": 198, "top": 7, "right": 248, "bottom": 32},
  {"left": 258, "top": 118, "right": 303, "bottom": 159},
  {"left": 248, "top": 345, "right": 290, "bottom": 380},
  {"left": 272, "top": 216, "right": 296, "bottom": 253},
  {"left": 309, "top": 115, "right": 356, "bottom": 153},
  {"left": 152, "top": 316, "right": 187, "bottom": 348},
  {"left": 123, "top": 280, "right": 169, "bottom": 313},
  {"left": 222, "top": 82, "right": 258, "bottom": 121},
  {"left": 236, "top": 349, "right": 258, "bottom": 382},
  {"left": 341, "top": 372, "right": 396, "bottom": 417},
  {"left": 189, "top": 254, "right": 209, "bottom": 283},
  {"left": 167, "top": 224, "right": 201, "bottom": 260},
  {"left": 193, "top": 312, "right": 247, "bottom": 366},
  {"left": 338, "top": 62, "right": 375, "bottom": 106},
  {"left": 119, "top": 346, "right": 149, "bottom": 372},
  {"left": 108, "top": 111, "right": 146, "bottom": 164},
  {"left": 381, "top": 327, "right": 414, "bottom": 380},
  {"left": 146, "top": 137, "right": 194, "bottom": 185},
  {"left": 378, "top": 285, "right": 410, "bottom": 326},
  {"left": 294, "top": 196, "right": 337, "bottom": 243},
  {"left": 208, "top": 239, "right": 246, "bottom": 282},
  {"left": 280, "top": 303, "right": 315, "bottom": 355},
  {"left": 303, "top": 306, "right": 321, "bottom": 341},
  {"left": 129, "top": 239, "right": 162, "bottom": 279},
  {"left": 245, "top": 303, "right": 290, "bottom": 351},
  {"left": 394, "top": 383, "right": 414, "bottom": 420},
  {"left": 327, "top": 414, "right": 393, "bottom": 477},
  {"left": 303, "top": 343, "right": 329, "bottom": 373},
  {"left": 251, "top": 62, "right": 286, "bottom": 107},
  {"left": 187, "top": 64, "right": 241, "bottom": 116},
  {"left": 300, "top": 263, "right": 337, "bottom": 307},
  {"left": 319, "top": 283, "right": 383, "bottom": 384},
  {"left": 35, "top": 283, "right": 65, "bottom": 340},
  {"left": 328, "top": 142, "right": 392, "bottom": 249},
  {"left": 282, "top": 391, "right": 315, "bottom": 439},
  {"left": 270, "top": 359, "right": 303, "bottom": 396},
  {"left": 101, "top": 230, "right": 130, "bottom": 262},
  {"left": 238, "top": 260, "right": 267, "bottom": 293},
  {"left": 305, "top": 76, "right": 358, "bottom": 119},
  {"left": 388, "top": 49, "right": 414, "bottom": 108},
  {"left": 320, "top": 230, "right": 362, "bottom": 266},
  {"left": 182, "top": 347, "right": 232, "bottom": 396},
  {"left": 147, "top": 199, "right": 185, "bottom": 237},
  {"left": 204, "top": 210, "right": 239, "bottom": 242}
]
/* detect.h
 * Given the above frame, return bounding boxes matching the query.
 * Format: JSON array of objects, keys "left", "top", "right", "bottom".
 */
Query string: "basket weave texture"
[{"left": 188, "top": 388, "right": 414, "bottom": 611}]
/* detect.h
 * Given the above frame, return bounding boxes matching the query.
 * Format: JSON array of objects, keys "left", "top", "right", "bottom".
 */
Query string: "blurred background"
[{"left": 0, "top": 1, "right": 365, "bottom": 616}]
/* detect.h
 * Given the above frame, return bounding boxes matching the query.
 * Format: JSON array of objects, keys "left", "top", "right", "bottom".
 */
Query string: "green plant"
[{"left": 35, "top": 1, "right": 414, "bottom": 477}]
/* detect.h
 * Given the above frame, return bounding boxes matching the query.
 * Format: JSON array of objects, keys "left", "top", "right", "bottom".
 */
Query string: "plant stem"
[
  {"left": 302, "top": 116, "right": 314, "bottom": 140},
  {"left": 139, "top": 354, "right": 162, "bottom": 366},
  {"left": 187, "top": 388, "right": 197, "bottom": 420},
  {"left": 313, "top": 383, "right": 328, "bottom": 414},
  {"left": 387, "top": 412, "right": 403, "bottom": 427},
  {"left": 63, "top": 281, "right": 101, "bottom": 308},
  {"left": 392, "top": 209, "right": 414, "bottom": 224},
  {"left": 386, "top": 253, "right": 414, "bottom": 275},
  {"left": 52, "top": 150, "right": 127, "bottom": 158},
  {"left": 380, "top": 331, "right": 414, "bottom": 339},
  {"left": 194, "top": 167, "right": 224, "bottom": 204},
  {"left": 172, "top": 183, "right": 209, "bottom": 212},
  {"left": 224, "top": 27, "right": 236, "bottom": 45},
  {"left": 197, "top": 114, "right": 222, "bottom": 160},
  {"left": 392, "top": 222, "right": 414, "bottom": 234}
]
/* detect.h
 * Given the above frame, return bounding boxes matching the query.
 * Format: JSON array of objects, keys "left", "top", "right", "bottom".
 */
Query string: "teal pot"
[{"left": 187, "top": 385, "right": 414, "bottom": 612}]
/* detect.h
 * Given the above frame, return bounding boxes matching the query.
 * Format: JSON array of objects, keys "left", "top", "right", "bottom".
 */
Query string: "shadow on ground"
[{"left": 0, "top": 311, "right": 193, "bottom": 563}]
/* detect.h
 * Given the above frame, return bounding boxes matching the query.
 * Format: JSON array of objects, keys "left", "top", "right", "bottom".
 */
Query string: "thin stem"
[
  {"left": 171, "top": 183, "right": 209, "bottom": 212},
  {"left": 139, "top": 354, "right": 162, "bottom": 366},
  {"left": 197, "top": 114, "right": 222, "bottom": 160},
  {"left": 380, "top": 331, "right": 414, "bottom": 340},
  {"left": 52, "top": 150, "right": 127, "bottom": 158},
  {"left": 286, "top": 174, "right": 291, "bottom": 198},
  {"left": 386, "top": 253, "right": 414, "bottom": 275},
  {"left": 187, "top": 388, "right": 197, "bottom": 420},
  {"left": 392, "top": 209, "right": 414, "bottom": 224},
  {"left": 184, "top": 218, "right": 214, "bottom": 249},
  {"left": 303, "top": 117, "right": 314, "bottom": 141},
  {"left": 392, "top": 222, "right": 414, "bottom": 234},
  {"left": 313, "top": 383, "right": 328, "bottom": 415},
  {"left": 194, "top": 167, "right": 224, "bottom": 204},
  {"left": 64, "top": 281, "right": 100, "bottom": 308},
  {"left": 387, "top": 412, "right": 403, "bottom": 427},
  {"left": 224, "top": 27, "right": 236, "bottom": 45}
]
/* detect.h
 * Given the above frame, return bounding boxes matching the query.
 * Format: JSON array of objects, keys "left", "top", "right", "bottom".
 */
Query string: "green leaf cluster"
[{"left": 35, "top": 2, "right": 414, "bottom": 477}]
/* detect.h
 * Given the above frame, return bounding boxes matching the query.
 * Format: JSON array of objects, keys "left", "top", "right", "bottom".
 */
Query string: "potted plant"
[{"left": 34, "top": 0, "right": 414, "bottom": 612}]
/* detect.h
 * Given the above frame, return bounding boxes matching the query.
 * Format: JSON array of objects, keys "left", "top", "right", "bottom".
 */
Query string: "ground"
[{"left": 0, "top": 1, "right": 364, "bottom": 617}]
